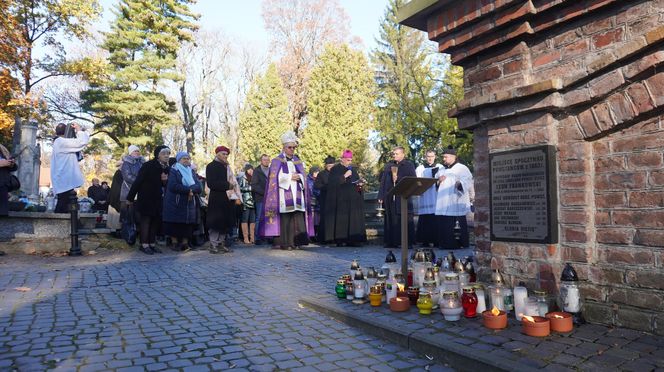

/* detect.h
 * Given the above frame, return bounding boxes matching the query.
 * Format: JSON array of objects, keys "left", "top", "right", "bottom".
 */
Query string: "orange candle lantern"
[
  {"left": 546, "top": 312, "right": 573, "bottom": 333},
  {"left": 389, "top": 296, "right": 410, "bottom": 312},
  {"left": 482, "top": 306, "right": 508, "bottom": 330},
  {"left": 521, "top": 315, "right": 550, "bottom": 337}
]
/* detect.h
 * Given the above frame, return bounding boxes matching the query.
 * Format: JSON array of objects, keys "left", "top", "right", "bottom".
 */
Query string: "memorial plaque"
[{"left": 490, "top": 145, "right": 558, "bottom": 243}]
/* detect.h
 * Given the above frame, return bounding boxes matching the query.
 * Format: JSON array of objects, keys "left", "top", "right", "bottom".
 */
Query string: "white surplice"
[
  {"left": 435, "top": 162, "right": 473, "bottom": 217},
  {"left": 414, "top": 163, "right": 442, "bottom": 215}
]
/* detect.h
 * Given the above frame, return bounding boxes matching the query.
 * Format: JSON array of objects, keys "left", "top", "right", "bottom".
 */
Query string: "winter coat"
[
  {"left": 0, "top": 145, "right": 17, "bottom": 216},
  {"left": 162, "top": 167, "right": 202, "bottom": 225},
  {"left": 206, "top": 159, "right": 235, "bottom": 232},
  {"left": 239, "top": 174, "right": 254, "bottom": 210},
  {"left": 120, "top": 155, "right": 145, "bottom": 201},
  {"left": 250, "top": 165, "right": 269, "bottom": 203},
  {"left": 108, "top": 169, "right": 122, "bottom": 211},
  {"left": 126, "top": 158, "right": 170, "bottom": 218}
]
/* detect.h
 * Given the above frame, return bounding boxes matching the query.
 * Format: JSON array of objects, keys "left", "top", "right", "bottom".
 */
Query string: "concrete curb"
[{"left": 299, "top": 296, "right": 539, "bottom": 372}]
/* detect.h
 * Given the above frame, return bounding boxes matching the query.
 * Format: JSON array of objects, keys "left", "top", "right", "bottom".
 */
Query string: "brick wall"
[{"left": 403, "top": 0, "right": 664, "bottom": 333}]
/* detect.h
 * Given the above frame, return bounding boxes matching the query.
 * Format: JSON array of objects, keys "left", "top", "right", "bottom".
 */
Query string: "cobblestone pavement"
[{"left": 0, "top": 244, "right": 460, "bottom": 372}]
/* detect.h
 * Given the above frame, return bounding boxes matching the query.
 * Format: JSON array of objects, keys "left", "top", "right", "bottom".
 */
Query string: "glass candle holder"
[
  {"left": 335, "top": 279, "right": 346, "bottom": 299},
  {"left": 461, "top": 286, "right": 478, "bottom": 318},
  {"left": 489, "top": 285, "right": 505, "bottom": 311},
  {"left": 443, "top": 272, "right": 460, "bottom": 295},
  {"left": 534, "top": 289, "right": 549, "bottom": 317},
  {"left": 440, "top": 291, "right": 463, "bottom": 321},
  {"left": 407, "top": 286, "right": 420, "bottom": 305},
  {"left": 417, "top": 292, "right": 433, "bottom": 315}
]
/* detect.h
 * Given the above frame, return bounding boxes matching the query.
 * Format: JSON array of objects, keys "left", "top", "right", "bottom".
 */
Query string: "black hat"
[
  {"left": 442, "top": 145, "right": 456, "bottom": 156},
  {"left": 324, "top": 155, "right": 335, "bottom": 165},
  {"left": 308, "top": 165, "right": 320, "bottom": 176},
  {"left": 153, "top": 145, "right": 170, "bottom": 158}
]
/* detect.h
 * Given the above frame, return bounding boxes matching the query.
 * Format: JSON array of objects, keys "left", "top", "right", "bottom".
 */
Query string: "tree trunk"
[{"left": 180, "top": 82, "right": 195, "bottom": 154}]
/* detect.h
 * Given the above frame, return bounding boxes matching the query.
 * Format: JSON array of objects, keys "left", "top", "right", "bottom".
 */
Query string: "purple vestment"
[{"left": 259, "top": 153, "right": 315, "bottom": 238}]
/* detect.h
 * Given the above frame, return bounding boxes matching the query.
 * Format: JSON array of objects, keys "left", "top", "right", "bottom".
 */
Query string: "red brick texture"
[{"left": 417, "top": 0, "right": 664, "bottom": 333}]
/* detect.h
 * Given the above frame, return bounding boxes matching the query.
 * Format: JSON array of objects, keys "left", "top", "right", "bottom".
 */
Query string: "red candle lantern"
[{"left": 461, "top": 286, "right": 478, "bottom": 318}]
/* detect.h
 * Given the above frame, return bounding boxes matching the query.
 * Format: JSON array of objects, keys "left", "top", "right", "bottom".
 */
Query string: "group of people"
[
  {"left": 378, "top": 146, "right": 474, "bottom": 250},
  {"left": 5, "top": 121, "right": 472, "bottom": 257},
  {"left": 253, "top": 131, "right": 368, "bottom": 250}
]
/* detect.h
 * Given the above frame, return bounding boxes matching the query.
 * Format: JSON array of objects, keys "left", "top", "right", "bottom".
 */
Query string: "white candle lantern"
[{"left": 440, "top": 291, "right": 463, "bottom": 321}]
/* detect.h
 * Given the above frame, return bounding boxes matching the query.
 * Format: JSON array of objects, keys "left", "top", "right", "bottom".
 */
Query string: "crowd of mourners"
[{"left": 2, "top": 123, "right": 474, "bottom": 256}]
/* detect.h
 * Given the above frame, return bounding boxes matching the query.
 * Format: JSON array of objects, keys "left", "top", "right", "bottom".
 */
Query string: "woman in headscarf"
[
  {"left": 127, "top": 145, "right": 172, "bottom": 255},
  {"left": 162, "top": 152, "right": 202, "bottom": 252},
  {"left": 120, "top": 145, "right": 145, "bottom": 203}
]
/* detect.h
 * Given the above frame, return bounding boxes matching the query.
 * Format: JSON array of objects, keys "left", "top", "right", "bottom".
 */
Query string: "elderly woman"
[
  {"left": 206, "top": 146, "right": 238, "bottom": 253},
  {"left": 127, "top": 145, "right": 172, "bottom": 255},
  {"left": 162, "top": 152, "right": 202, "bottom": 252},
  {"left": 121, "top": 145, "right": 145, "bottom": 203}
]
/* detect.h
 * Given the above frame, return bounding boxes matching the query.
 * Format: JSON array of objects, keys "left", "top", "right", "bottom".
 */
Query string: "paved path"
[{"left": 0, "top": 244, "right": 464, "bottom": 372}]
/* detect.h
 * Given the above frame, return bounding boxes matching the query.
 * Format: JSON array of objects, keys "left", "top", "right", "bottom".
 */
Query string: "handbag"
[
  {"left": 7, "top": 174, "right": 20, "bottom": 192},
  {"left": 120, "top": 203, "right": 137, "bottom": 246}
]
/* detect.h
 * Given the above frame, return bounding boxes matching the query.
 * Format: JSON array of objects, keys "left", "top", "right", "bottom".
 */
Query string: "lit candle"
[{"left": 475, "top": 285, "right": 486, "bottom": 314}]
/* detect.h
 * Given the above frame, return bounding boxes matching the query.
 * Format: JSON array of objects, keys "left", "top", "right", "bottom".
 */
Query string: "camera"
[{"left": 64, "top": 123, "right": 77, "bottom": 138}]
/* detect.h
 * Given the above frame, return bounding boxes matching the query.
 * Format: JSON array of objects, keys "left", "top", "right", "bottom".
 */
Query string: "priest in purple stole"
[{"left": 259, "top": 131, "right": 314, "bottom": 249}]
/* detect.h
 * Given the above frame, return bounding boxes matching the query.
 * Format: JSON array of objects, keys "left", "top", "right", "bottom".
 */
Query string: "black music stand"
[{"left": 386, "top": 177, "right": 437, "bottom": 276}]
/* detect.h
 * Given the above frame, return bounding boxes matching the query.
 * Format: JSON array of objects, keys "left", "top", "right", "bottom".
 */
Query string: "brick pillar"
[{"left": 400, "top": 0, "right": 664, "bottom": 334}]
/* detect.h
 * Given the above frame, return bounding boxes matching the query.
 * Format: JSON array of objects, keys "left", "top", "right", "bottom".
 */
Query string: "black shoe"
[
  {"left": 150, "top": 246, "right": 162, "bottom": 254},
  {"left": 0, "top": 251, "right": 5, "bottom": 256},
  {"left": 139, "top": 246, "right": 154, "bottom": 255}
]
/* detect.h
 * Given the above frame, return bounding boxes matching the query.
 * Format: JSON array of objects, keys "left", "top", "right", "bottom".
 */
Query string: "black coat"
[
  {"left": 378, "top": 159, "right": 417, "bottom": 215},
  {"left": 87, "top": 184, "right": 108, "bottom": 209},
  {"left": 206, "top": 160, "right": 235, "bottom": 232},
  {"left": 323, "top": 164, "right": 366, "bottom": 242},
  {"left": 108, "top": 169, "right": 122, "bottom": 211},
  {"left": 0, "top": 151, "right": 17, "bottom": 216},
  {"left": 126, "top": 158, "right": 170, "bottom": 217},
  {"left": 313, "top": 168, "right": 331, "bottom": 239},
  {"left": 250, "top": 166, "right": 269, "bottom": 203}
]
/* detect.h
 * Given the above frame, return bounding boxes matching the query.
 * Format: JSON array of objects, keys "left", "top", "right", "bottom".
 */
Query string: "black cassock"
[
  {"left": 313, "top": 168, "right": 331, "bottom": 241},
  {"left": 322, "top": 164, "right": 366, "bottom": 244},
  {"left": 377, "top": 159, "right": 417, "bottom": 248}
]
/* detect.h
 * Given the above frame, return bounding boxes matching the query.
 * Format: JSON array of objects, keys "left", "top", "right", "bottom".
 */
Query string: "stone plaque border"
[{"left": 489, "top": 145, "right": 559, "bottom": 244}]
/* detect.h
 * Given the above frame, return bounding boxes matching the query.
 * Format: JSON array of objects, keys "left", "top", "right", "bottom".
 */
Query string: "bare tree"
[
  {"left": 261, "top": 0, "right": 350, "bottom": 134},
  {"left": 175, "top": 29, "right": 267, "bottom": 165},
  {"left": 177, "top": 30, "right": 231, "bottom": 154}
]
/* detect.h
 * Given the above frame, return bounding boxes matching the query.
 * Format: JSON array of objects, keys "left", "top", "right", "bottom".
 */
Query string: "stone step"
[{"left": 299, "top": 295, "right": 539, "bottom": 372}]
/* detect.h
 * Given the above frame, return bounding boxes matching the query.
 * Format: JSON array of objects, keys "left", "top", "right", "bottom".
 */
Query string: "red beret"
[{"left": 215, "top": 146, "right": 230, "bottom": 154}]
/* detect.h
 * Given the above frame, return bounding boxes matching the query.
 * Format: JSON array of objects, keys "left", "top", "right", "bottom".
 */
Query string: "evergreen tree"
[
  {"left": 300, "top": 44, "right": 376, "bottom": 168},
  {"left": 5, "top": 0, "right": 101, "bottom": 146},
  {"left": 371, "top": 0, "right": 470, "bottom": 166},
  {"left": 237, "top": 63, "right": 291, "bottom": 164},
  {"left": 81, "top": 0, "right": 198, "bottom": 150}
]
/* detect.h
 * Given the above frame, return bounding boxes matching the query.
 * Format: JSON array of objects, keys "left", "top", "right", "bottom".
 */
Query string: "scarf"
[{"left": 174, "top": 163, "right": 195, "bottom": 186}]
